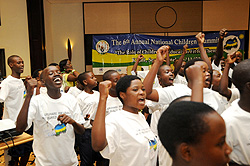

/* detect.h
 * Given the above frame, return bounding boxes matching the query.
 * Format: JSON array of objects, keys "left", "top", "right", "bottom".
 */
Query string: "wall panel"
[
  {"left": 130, "top": 1, "right": 202, "bottom": 33},
  {"left": 84, "top": 3, "right": 130, "bottom": 34},
  {"left": 203, "top": 0, "right": 249, "bottom": 31}
]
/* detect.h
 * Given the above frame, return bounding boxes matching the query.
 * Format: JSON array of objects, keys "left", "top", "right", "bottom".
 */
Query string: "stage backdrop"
[{"left": 92, "top": 31, "right": 245, "bottom": 75}]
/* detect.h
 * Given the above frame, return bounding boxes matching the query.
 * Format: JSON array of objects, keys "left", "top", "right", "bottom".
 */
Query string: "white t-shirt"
[
  {"left": 133, "top": 70, "right": 160, "bottom": 88},
  {"left": 228, "top": 88, "right": 240, "bottom": 103},
  {"left": 156, "top": 84, "right": 227, "bottom": 114},
  {"left": 101, "top": 110, "right": 158, "bottom": 166},
  {"left": 173, "top": 74, "right": 187, "bottom": 85},
  {"left": 0, "top": 75, "right": 25, "bottom": 121},
  {"left": 27, "top": 92, "right": 84, "bottom": 166},
  {"left": 222, "top": 99, "right": 250, "bottom": 165},
  {"left": 147, "top": 101, "right": 172, "bottom": 166},
  {"left": 67, "top": 86, "right": 82, "bottom": 98},
  {"left": 211, "top": 60, "right": 234, "bottom": 78},
  {"left": 77, "top": 90, "right": 99, "bottom": 129},
  {"left": 92, "top": 95, "right": 123, "bottom": 120}
]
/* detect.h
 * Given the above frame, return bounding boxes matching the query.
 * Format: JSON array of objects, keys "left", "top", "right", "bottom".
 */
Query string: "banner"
[{"left": 92, "top": 31, "right": 245, "bottom": 75}]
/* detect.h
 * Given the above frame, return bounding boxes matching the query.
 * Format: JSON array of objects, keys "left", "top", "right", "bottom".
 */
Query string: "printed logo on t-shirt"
[
  {"left": 54, "top": 123, "right": 67, "bottom": 136},
  {"left": 23, "top": 90, "right": 26, "bottom": 99},
  {"left": 84, "top": 114, "right": 90, "bottom": 120},
  {"left": 149, "top": 138, "right": 157, "bottom": 151}
]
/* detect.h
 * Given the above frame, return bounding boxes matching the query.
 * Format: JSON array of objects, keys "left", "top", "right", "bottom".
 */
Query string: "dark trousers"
[{"left": 75, "top": 129, "right": 109, "bottom": 166}]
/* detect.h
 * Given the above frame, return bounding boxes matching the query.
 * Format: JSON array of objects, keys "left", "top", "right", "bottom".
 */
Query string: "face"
[
  {"left": 194, "top": 61, "right": 211, "bottom": 88},
  {"left": 121, "top": 79, "right": 146, "bottom": 112},
  {"left": 64, "top": 60, "right": 73, "bottom": 72},
  {"left": 85, "top": 72, "right": 97, "bottom": 88},
  {"left": 10, "top": 57, "right": 24, "bottom": 74},
  {"left": 190, "top": 112, "right": 232, "bottom": 166},
  {"left": 158, "top": 65, "right": 174, "bottom": 87},
  {"left": 43, "top": 66, "right": 62, "bottom": 89},
  {"left": 109, "top": 72, "right": 120, "bottom": 91},
  {"left": 212, "top": 70, "right": 221, "bottom": 88}
]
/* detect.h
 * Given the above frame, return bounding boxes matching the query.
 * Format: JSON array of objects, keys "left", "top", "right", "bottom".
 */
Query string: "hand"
[
  {"left": 186, "top": 64, "right": 205, "bottom": 85},
  {"left": 225, "top": 52, "right": 236, "bottom": 64},
  {"left": 99, "top": 80, "right": 112, "bottom": 98},
  {"left": 57, "top": 114, "right": 75, "bottom": 125},
  {"left": 137, "top": 54, "right": 144, "bottom": 61},
  {"left": 183, "top": 44, "right": 188, "bottom": 54},
  {"left": 219, "top": 28, "right": 228, "bottom": 39},
  {"left": 24, "top": 76, "right": 37, "bottom": 96},
  {"left": 166, "top": 45, "right": 171, "bottom": 51},
  {"left": 156, "top": 45, "right": 170, "bottom": 63},
  {"left": 196, "top": 32, "right": 205, "bottom": 44}
]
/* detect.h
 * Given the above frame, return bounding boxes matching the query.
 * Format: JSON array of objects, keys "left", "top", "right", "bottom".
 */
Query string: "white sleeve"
[
  {"left": 71, "top": 100, "right": 85, "bottom": 125},
  {"left": 229, "top": 88, "right": 240, "bottom": 104},
  {"left": 26, "top": 97, "right": 37, "bottom": 130},
  {"left": 0, "top": 81, "right": 9, "bottom": 102},
  {"left": 156, "top": 86, "right": 175, "bottom": 105},
  {"left": 131, "top": 70, "right": 136, "bottom": 76},
  {"left": 100, "top": 117, "right": 119, "bottom": 159},
  {"left": 211, "top": 60, "right": 222, "bottom": 74}
]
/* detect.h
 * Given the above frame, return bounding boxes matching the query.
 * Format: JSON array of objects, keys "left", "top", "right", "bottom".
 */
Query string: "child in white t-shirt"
[
  {"left": 16, "top": 66, "right": 85, "bottom": 166},
  {"left": 92, "top": 75, "right": 158, "bottom": 166},
  {"left": 67, "top": 79, "right": 84, "bottom": 98},
  {"left": 76, "top": 71, "right": 107, "bottom": 166},
  {"left": 143, "top": 46, "right": 227, "bottom": 114},
  {"left": 158, "top": 101, "right": 232, "bottom": 166},
  {"left": 0, "top": 55, "right": 32, "bottom": 166},
  {"left": 221, "top": 59, "right": 250, "bottom": 165},
  {"left": 91, "top": 70, "right": 123, "bottom": 121}
]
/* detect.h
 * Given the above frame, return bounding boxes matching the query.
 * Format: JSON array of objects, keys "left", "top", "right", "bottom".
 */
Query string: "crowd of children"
[{"left": 0, "top": 28, "right": 249, "bottom": 166}]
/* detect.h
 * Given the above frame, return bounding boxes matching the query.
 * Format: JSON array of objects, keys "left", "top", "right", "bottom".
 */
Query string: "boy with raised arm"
[
  {"left": 16, "top": 66, "right": 85, "bottom": 166},
  {"left": 131, "top": 54, "right": 160, "bottom": 88},
  {"left": 173, "top": 44, "right": 188, "bottom": 85},
  {"left": 219, "top": 53, "right": 240, "bottom": 103},
  {"left": 143, "top": 45, "right": 227, "bottom": 114}
]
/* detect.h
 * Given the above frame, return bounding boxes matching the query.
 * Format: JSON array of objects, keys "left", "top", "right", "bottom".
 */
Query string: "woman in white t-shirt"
[{"left": 92, "top": 75, "right": 158, "bottom": 166}]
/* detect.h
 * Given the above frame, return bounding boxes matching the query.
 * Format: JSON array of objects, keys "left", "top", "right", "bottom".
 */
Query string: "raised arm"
[
  {"left": 174, "top": 44, "right": 188, "bottom": 76},
  {"left": 143, "top": 45, "right": 170, "bottom": 101},
  {"left": 185, "top": 64, "right": 204, "bottom": 102},
  {"left": 16, "top": 76, "right": 37, "bottom": 133},
  {"left": 214, "top": 28, "right": 228, "bottom": 66},
  {"left": 196, "top": 32, "right": 212, "bottom": 72},
  {"left": 219, "top": 53, "right": 236, "bottom": 100},
  {"left": 164, "top": 45, "right": 171, "bottom": 66},
  {"left": 92, "top": 80, "right": 111, "bottom": 151},
  {"left": 131, "top": 54, "right": 144, "bottom": 75}
]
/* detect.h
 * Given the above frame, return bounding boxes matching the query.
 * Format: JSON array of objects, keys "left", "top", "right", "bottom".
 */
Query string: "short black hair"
[
  {"left": 7, "top": 55, "right": 20, "bottom": 65},
  {"left": 183, "top": 58, "right": 203, "bottom": 82},
  {"left": 103, "top": 70, "right": 118, "bottom": 81},
  {"left": 48, "top": 63, "right": 59, "bottom": 67},
  {"left": 32, "top": 69, "right": 42, "bottom": 79},
  {"left": 116, "top": 75, "right": 141, "bottom": 104},
  {"left": 78, "top": 71, "right": 91, "bottom": 86},
  {"left": 59, "top": 59, "right": 68, "bottom": 72},
  {"left": 158, "top": 101, "right": 215, "bottom": 159},
  {"left": 170, "top": 95, "right": 191, "bottom": 105},
  {"left": 232, "top": 59, "right": 250, "bottom": 93}
]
